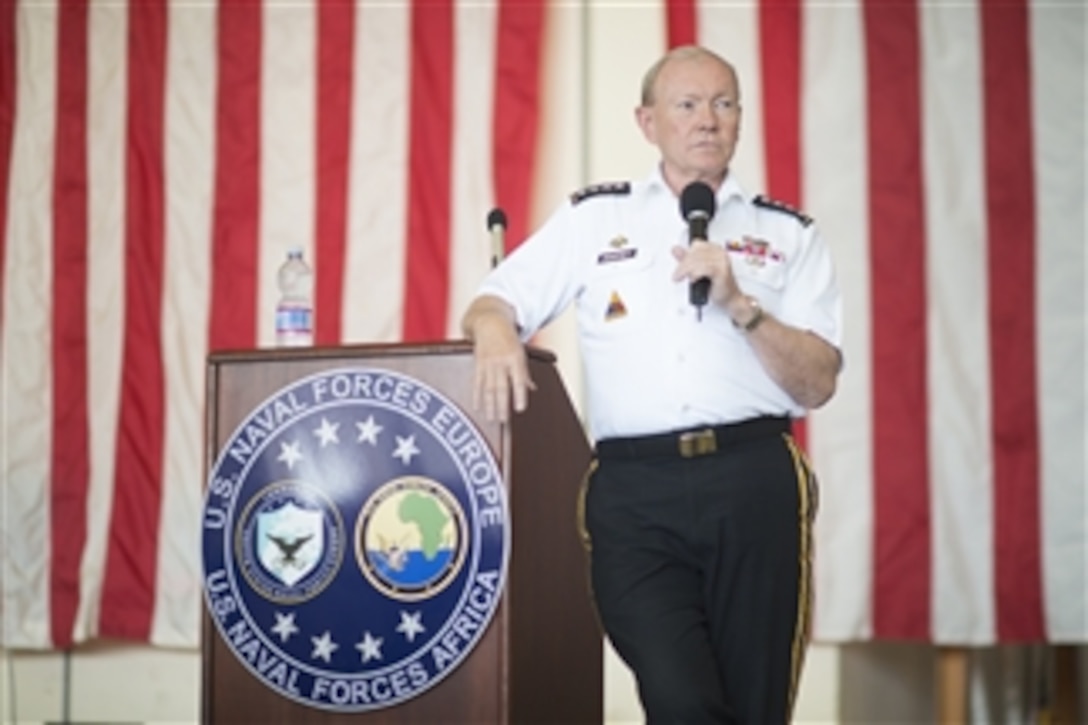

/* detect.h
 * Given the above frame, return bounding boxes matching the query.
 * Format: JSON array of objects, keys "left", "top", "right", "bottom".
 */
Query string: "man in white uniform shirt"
[{"left": 462, "top": 45, "right": 842, "bottom": 723}]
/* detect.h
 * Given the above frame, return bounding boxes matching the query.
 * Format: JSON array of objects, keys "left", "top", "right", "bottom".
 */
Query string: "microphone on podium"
[{"left": 487, "top": 208, "right": 508, "bottom": 268}]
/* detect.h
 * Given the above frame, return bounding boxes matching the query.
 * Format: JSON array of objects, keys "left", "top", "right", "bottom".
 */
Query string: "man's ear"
[{"left": 634, "top": 105, "right": 655, "bottom": 144}]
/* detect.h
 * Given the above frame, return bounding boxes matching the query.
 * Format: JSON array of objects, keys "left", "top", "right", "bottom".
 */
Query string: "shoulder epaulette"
[
  {"left": 570, "top": 181, "right": 631, "bottom": 206},
  {"left": 753, "top": 195, "right": 813, "bottom": 227}
]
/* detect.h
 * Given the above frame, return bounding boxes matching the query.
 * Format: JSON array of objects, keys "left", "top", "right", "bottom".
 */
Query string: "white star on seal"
[
  {"left": 313, "top": 417, "right": 340, "bottom": 447},
  {"left": 356, "top": 415, "right": 383, "bottom": 445},
  {"left": 311, "top": 630, "right": 339, "bottom": 662},
  {"left": 396, "top": 610, "right": 425, "bottom": 642},
  {"left": 271, "top": 611, "right": 299, "bottom": 643},
  {"left": 277, "top": 440, "right": 304, "bottom": 469},
  {"left": 355, "top": 631, "right": 384, "bottom": 663},
  {"left": 392, "top": 435, "right": 420, "bottom": 465}
]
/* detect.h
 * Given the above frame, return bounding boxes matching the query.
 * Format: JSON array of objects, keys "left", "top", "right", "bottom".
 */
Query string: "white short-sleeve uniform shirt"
[{"left": 477, "top": 167, "right": 843, "bottom": 442}]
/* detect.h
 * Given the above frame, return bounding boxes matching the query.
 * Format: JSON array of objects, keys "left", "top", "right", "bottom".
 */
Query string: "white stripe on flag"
[
  {"left": 1031, "top": 2, "right": 1087, "bottom": 642},
  {"left": 921, "top": 1, "right": 995, "bottom": 645},
  {"left": 342, "top": 4, "right": 411, "bottom": 344},
  {"left": 80, "top": 0, "right": 128, "bottom": 644},
  {"left": 448, "top": 2, "right": 499, "bottom": 338},
  {"left": 2, "top": 0, "right": 58, "bottom": 648},
  {"left": 803, "top": 2, "right": 875, "bottom": 643},
  {"left": 156, "top": 0, "right": 217, "bottom": 647},
  {"left": 260, "top": 3, "right": 316, "bottom": 348}
]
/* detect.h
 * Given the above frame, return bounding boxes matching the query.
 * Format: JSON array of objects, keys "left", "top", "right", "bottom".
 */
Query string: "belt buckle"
[{"left": 678, "top": 428, "right": 717, "bottom": 458}]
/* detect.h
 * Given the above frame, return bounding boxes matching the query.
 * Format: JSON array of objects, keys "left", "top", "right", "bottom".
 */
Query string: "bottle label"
[
  {"left": 276, "top": 306, "right": 313, "bottom": 346},
  {"left": 276, "top": 307, "right": 313, "bottom": 334}
]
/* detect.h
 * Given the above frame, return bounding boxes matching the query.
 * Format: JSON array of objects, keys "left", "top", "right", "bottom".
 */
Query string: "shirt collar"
[{"left": 642, "top": 165, "right": 748, "bottom": 208}]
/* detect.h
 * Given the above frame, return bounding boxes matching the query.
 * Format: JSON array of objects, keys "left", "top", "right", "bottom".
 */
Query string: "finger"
[
  {"left": 503, "top": 359, "right": 527, "bottom": 413},
  {"left": 511, "top": 377, "right": 529, "bottom": 413},
  {"left": 484, "top": 386, "right": 497, "bottom": 422},
  {"left": 476, "top": 366, "right": 503, "bottom": 421},
  {"left": 472, "top": 365, "right": 487, "bottom": 412},
  {"left": 490, "top": 378, "right": 510, "bottom": 422},
  {"left": 671, "top": 246, "right": 691, "bottom": 282}
]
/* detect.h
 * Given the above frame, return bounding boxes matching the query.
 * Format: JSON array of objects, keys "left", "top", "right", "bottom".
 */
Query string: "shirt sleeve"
[
  {"left": 474, "top": 201, "right": 585, "bottom": 341},
  {"left": 779, "top": 223, "right": 844, "bottom": 350}
]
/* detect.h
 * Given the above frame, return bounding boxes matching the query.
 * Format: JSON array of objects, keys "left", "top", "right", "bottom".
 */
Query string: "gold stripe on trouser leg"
[
  {"left": 783, "top": 433, "right": 815, "bottom": 720},
  {"left": 576, "top": 458, "right": 598, "bottom": 553},
  {"left": 576, "top": 458, "right": 603, "bottom": 629}
]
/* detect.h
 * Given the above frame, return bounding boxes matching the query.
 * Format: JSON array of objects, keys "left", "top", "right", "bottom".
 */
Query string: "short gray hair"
[{"left": 639, "top": 45, "right": 736, "bottom": 106}]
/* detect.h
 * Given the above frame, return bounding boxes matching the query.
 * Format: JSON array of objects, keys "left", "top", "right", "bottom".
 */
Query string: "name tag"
[{"left": 597, "top": 248, "right": 638, "bottom": 265}]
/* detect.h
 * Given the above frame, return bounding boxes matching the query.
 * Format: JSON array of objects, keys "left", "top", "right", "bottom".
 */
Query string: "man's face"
[{"left": 636, "top": 55, "right": 741, "bottom": 189}]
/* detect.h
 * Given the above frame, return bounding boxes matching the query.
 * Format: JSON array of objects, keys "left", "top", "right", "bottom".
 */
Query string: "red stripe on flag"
[
  {"left": 864, "top": 1, "right": 931, "bottom": 640},
  {"left": 980, "top": 0, "right": 1043, "bottom": 642},
  {"left": 314, "top": 0, "right": 354, "bottom": 345},
  {"left": 0, "top": 0, "right": 14, "bottom": 323},
  {"left": 758, "top": 0, "right": 806, "bottom": 449},
  {"left": 492, "top": 0, "right": 543, "bottom": 249},
  {"left": 665, "top": 0, "right": 697, "bottom": 49},
  {"left": 402, "top": 3, "right": 453, "bottom": 342},
  {"left": 101, "top": 0, "right": 168, "bottom": 640},
  {"left": 50, "top": 0, "right": 90, "bottom": 648},
  {"left": 209, "top": 1, "right": 261, "bottom": 351},
  {"left": 758, "top": 0, "right": 802, "bottom": 212}
]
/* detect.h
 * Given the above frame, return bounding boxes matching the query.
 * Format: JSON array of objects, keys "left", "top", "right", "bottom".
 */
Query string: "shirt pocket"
[
  {"left": 729, "top": 248, "right": 788, "bottom": 295},
  {"left": 579, "top": 246, "right": 658, "bottom": 336}
]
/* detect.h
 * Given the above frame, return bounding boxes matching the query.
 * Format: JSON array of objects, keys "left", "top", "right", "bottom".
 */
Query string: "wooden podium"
[{"left": 201, "top": 342, "right": 602, "bottom": 723}]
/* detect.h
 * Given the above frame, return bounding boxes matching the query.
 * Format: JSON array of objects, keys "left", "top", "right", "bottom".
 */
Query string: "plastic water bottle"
[{"left": 275, "top": 247, "right": 314, "bottom": 347}]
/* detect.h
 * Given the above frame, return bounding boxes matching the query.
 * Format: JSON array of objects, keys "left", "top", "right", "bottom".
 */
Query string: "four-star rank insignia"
[
  {"left": 570, "top": 181, "right": 631, "bottom": 205},
  {"left": 753, "top": 194, "right": 813, "bottom": 226}
]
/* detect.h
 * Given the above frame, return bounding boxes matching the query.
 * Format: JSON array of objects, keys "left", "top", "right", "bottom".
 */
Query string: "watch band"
[{"left": 733, "top": 296, "right": 764, "bottom": 332}]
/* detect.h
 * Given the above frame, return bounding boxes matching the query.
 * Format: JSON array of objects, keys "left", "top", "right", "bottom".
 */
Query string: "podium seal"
[{"left": 201, "top": 367, "right": 509, "bottom": 712}]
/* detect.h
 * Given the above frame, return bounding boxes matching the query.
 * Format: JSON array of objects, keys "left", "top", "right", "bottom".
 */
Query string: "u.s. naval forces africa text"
[{"left": 201, "top": 368, "right": 510, "bottom": 712}]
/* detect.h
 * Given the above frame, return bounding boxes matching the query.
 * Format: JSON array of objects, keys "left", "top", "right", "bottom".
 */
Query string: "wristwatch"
[{"left": 732, "top": 296, "right": 764, "bottom": 332}]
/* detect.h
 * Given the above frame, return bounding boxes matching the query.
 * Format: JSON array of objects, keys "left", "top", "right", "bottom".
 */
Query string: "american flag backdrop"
[
  {"left": 667, "top": 1, "right": 1086, "bottom": 644},
  {"left": 1, "top": 0, "right": 1085, "bottom": 654},
  {"left": 1, "top": 0, "right": 544, "bottom": 648}
]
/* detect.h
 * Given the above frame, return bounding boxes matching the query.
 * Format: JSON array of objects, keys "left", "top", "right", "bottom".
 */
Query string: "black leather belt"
[{"left": 595, "top": 416, "right": 791, "bottom": 461}]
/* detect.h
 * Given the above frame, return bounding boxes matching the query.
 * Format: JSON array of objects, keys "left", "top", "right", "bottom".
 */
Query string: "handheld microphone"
[
  {"left": 679, "top": 182, "right": 717, "bottom": 314},
  {"left": 487, "top": 207, "right": 508, "bottom": 268}
]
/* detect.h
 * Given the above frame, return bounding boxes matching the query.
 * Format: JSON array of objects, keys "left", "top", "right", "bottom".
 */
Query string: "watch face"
[
  {"left": 744, "top": 298, "right": 764, "bottom": 331},
  {"left": 731, "top": 296, "right": 762, "bottom": 331}
]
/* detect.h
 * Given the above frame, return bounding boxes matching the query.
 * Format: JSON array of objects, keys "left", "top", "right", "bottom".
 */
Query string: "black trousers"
[{"left": 583, "top": 419, "right": 816, "bottom": 724}]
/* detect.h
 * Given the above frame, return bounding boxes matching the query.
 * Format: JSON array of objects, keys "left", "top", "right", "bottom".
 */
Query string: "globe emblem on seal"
[
  {"left": 356, "top": 477, "right": 467, "bottom": 602},
  {"left": 201, "top": 367, "right": 510, "bottom": 713}
]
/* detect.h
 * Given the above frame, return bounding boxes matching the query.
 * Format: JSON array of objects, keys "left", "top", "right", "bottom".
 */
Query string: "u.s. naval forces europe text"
[{"left": 201, "top": 368, "right": 510, "bottom": 712}]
